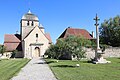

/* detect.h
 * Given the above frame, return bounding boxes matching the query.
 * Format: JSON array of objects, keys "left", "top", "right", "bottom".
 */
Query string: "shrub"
[
  {"left": 11, "top": 50, "right": 18, "bottom": 58},
  {"left": 45, "top": 35, "right": 91, "bottom": 60}
]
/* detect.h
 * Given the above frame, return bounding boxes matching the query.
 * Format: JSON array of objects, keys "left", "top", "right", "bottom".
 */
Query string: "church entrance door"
[{"left": 33, "top": 47, "right": 40, "bottom": 58}]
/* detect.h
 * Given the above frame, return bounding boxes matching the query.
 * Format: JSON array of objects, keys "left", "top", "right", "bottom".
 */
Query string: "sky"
[{"left": 0, "top": 0, "right": 120, "bottom": 44}]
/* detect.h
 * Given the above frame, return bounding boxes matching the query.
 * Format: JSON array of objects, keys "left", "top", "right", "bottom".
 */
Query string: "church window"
[
  {"left": 27, "top": 21, "right": 29, "bottom": 26},
  {"left": 31, "top": 21, "right": 34, "bottom": 26},
  {"left": 36, "top": 34, "right": 38, "bottom": 38}
]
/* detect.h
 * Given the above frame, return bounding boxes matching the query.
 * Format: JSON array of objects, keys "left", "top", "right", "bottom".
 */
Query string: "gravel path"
[{"left": 11, "top": 58, "right": 57, "bottom": 80}]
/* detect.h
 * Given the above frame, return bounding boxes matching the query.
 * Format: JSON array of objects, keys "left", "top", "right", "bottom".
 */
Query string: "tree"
[
  {"left": 99, "top": 15, "right": 120, "bottom": 47},
  {"left": 45, "top": 35, "right": 91, "bottom": 60},
  {"left": 45, "top": 39, "right": 67, "bottom": 59},
  {"left": 0, "top": 45, "right": 6, "bottom": 55},
  {"left": 45, "top": 44, "right": 57, "bottom": 59},
  {"left": 64, "top": 35, "right": 91, "bottom": 60}
]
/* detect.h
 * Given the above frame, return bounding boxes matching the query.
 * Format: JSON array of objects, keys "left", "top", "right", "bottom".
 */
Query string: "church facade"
[{"left": 4, "top": 10, "right": 52, "bottom": 59}]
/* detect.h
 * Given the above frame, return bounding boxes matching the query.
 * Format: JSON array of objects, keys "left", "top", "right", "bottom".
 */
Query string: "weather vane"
[{"left": 28, "top": 1, "right": 31, "bottom": 10}]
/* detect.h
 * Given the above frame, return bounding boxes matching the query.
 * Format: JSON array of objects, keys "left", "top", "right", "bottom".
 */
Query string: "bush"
[
  {"left": 11, "top": 50, "right": 18, "bottom": 58},
  {"left": 45, "top": 35, "right": 91, "bottom": 60}
]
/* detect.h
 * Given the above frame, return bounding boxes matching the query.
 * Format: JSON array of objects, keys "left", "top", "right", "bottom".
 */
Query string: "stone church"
[{"left": 4, "top": 10, "right": 52, "bottom": 59}]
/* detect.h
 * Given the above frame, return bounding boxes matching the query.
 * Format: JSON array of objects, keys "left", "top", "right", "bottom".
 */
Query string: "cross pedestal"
[{"left": 93, "top": 49, "right": 111, "bottom": 64}]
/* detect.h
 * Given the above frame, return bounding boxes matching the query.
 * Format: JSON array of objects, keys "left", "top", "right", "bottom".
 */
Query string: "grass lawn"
[
  {"left": 46, "top": 58, "right": 120, "bottom": 80},
  {"left": 0, "top": 58, "right": 30, "bottom": 80}
]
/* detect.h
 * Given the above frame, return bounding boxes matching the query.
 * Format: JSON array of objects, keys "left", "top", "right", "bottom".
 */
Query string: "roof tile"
[
  {"left": 59, "top": 27, "right": 93, "bottom": 39},
  {"left": 4, "top": 34, "right": 21, "bottom": 43}
]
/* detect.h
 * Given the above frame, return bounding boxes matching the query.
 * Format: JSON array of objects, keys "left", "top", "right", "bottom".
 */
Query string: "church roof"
[
  {"left": 4, "top": 34, "right": 22, "bottom": 51},
  {"left": 45, "top": 33, "right": 52, "bottom": 43},
  {"left": 4, "top": 34, "right": 21, "bottom": 42},
  {"left": 24, "top": 26, "right": 52, "bottom": 43},
  {"left": 58, "top": 27, "right": 93, "bottom": 39},
  {"left": 22, "top": 10, "right": 39, "bottom": 21}
]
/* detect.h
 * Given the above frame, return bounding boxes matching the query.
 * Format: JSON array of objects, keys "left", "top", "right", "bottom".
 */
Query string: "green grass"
[
  {"left": 0, "top": 58, "right": 30, "bottom": 80},
  {"left": 45, "top": 58, "right": 120, "bottom": 80}
]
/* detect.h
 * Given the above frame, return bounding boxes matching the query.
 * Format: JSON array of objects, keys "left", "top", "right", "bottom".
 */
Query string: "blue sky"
[{"left": 0, "top": 0, "right": 120, "bottom": 44}]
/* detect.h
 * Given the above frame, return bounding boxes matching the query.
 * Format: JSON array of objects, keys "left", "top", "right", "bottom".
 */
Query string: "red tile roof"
[
  {"left": 4, "top": 34, "right": 21, "bottom": 51},
  {"left": 59, "top": 27, "right": 93, "bottom": 39},
  {"left": 4, "top": 43, "right": 20, "bottom": 51},
  {"left": 4, "top": 34, "right": 20, "bottom": 43},
  {"left": 45, "top": 33, "right": 52, "bottom": 43}
]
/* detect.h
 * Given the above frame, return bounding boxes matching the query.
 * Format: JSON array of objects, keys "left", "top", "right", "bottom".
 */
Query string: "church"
[{"left": 4, "top": 10, "right": 52, "bottom": 59}]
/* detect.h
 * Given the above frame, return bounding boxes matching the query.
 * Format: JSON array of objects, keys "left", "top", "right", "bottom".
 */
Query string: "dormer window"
[
  {"left": 27, "top": 21, "right": 29, "bottom": 26},
  {"left": 31, "top": 21, "right": 34, "bottom": 26},
  {"left": 36, "top": 33, "right": 38, "bottom": 38}
]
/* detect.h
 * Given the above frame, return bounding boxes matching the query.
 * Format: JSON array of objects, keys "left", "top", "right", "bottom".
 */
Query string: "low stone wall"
[
  {"left": 85, "top": 48, "right": 95, "bottom": 59},
  {"left": 85, "top": 47, "right": 120, "bottom": 59}
]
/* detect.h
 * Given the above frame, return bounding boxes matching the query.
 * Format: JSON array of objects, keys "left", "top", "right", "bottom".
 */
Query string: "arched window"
[
  {"left": 27, "top": 21, "right": 29, "bottom": 26},
  {"left": 36, "top": 33, "right": 38, "bottom": 38},
  {"left": 31, "top": 21, "right": 34, "bottom": 26}
]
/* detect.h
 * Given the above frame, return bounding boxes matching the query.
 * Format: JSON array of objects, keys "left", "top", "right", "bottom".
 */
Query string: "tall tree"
[{"left": 100, "top": 15, "right": 120, "bottom": 47}]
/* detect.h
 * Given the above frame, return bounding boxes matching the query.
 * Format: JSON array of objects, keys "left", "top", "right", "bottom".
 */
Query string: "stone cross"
[
  {"left": 93, "top": 14, "right": 111, "bottom": 64},
  {"left": 94, "top": 14, "right": 100, "bottom": 50}
]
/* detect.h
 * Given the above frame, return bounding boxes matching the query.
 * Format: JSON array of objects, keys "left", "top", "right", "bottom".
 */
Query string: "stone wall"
[{"left": 85, "top": 47, "right": 120, "bottom": 59}]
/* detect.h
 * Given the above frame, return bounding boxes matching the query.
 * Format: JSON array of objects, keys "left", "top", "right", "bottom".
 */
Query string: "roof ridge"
[{"left": 68, "top": 27, "right": 86, "bottom": 30}]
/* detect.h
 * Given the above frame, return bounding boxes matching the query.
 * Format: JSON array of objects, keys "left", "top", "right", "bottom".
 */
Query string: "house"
[
  {"left": 58, "top": 27, "right": 94, "bottom": 60},
  {"left": 58, "top": 27, "right": 94, "bottom": 39},
  {"left": 4, "top": 10, "right": 52, "bottom": 59}
]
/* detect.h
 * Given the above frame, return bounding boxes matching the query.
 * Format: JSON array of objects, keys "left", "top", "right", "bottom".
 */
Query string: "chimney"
[{"left": 92, "top": 31, "right": 94, "bottom": 38}]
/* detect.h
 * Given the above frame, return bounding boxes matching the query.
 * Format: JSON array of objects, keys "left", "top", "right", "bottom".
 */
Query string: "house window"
[
  {"left": 36, "top": 34, "right": 38, "bottom": 38},
  {"left": 27, "top": 21, "right": 29, "bottom": 26},
  {"left": 31, "top": 21, "right": 34, "bottom": 26}
]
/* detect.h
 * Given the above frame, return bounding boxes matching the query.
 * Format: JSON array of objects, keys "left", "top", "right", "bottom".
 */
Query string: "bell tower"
[{"left": 20, "top": 10, "right": 39, "bottom": 40}]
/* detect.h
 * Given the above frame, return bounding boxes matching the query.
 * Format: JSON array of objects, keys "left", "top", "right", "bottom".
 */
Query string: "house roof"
[
  {"left": 4, "top": 34, "right": 22, "bottom": 51},
  {"left": 58, "top": 27, "right": 93, "bottom": 39}
]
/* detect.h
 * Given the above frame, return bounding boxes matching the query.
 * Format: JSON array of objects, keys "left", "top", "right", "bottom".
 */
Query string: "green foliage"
[
  {"left": 0, "top": 45, "right": 6, "bottom": 55},
  {"left": 100, "top": 15, "right": 120, "bottom": 47},
  {"left": 45, "top": 44, "right": 57, "bottom": 59},
  {"left": 11, "top": 50, "right": 18, "bottom": 58},
  {"left": 45, "top": 35, "right": 91, "bottom": 60},
  {"left": 45, "top": 39, "right": 68, "bottom": 59}
]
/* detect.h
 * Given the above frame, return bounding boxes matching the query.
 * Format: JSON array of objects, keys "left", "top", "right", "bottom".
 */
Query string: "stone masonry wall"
[{"left": 85, "top": 47, "right": 120, "bottom": 59}]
